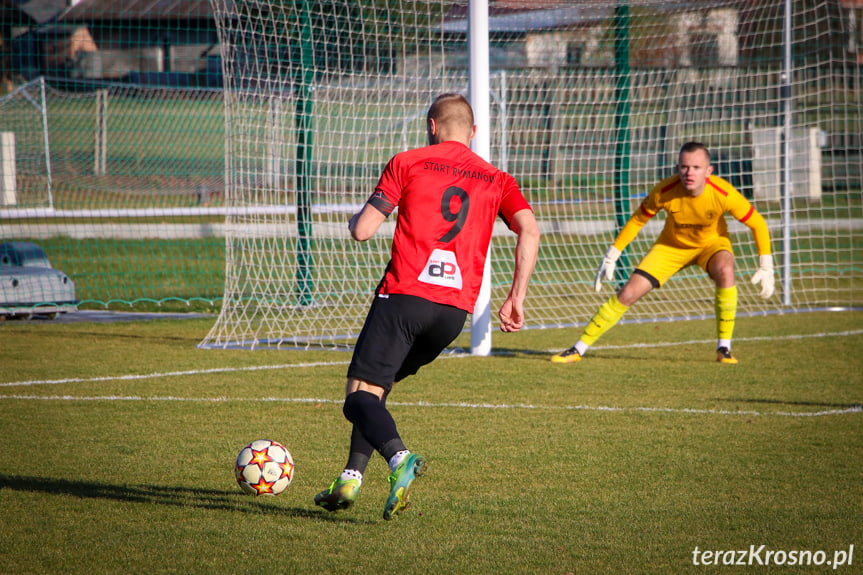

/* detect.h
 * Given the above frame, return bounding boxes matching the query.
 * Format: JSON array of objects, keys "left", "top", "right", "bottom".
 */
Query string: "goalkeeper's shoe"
[
  {"left": 551, "top": 346, "right": 582, "bottom": 364},
  {"left": 383, "top": 453, "right": 426, "bottom": 521},
  {"left": 314, "top": 477, "right": 360, "bottom": 512},
  {"left": 716, "top": 347, "right": 738, "bottom": 364}
]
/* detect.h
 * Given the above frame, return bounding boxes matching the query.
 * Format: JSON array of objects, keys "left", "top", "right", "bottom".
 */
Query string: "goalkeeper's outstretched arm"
[
  {"left": 594, "top": 207, "right": 652, "bottom": 293},
  {"left": 738, "top": 208, "right": 775, "bottom": 299},
  {"left": 738, "top": 207, "right": 772, "bottom": 257}
]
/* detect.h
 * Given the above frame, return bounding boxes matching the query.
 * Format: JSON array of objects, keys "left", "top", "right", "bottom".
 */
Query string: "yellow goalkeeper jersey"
[{"left": 613, "top": 174, "right": 772, "bottom": 255}]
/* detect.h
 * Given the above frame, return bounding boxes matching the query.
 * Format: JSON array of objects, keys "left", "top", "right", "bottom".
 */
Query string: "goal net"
[
  {"left": 0, "top": 78, "right": 227, "bottom": 310},
  {"left": 0, "top": 78, "right": 52, "bottom": 209},
  {"left": 200, "top": 0, "right": 862, "bottom": 350}
]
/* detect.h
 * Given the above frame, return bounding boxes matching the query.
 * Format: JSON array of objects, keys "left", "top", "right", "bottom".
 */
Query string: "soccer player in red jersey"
[
  {"left": 552, "top": 142, "right": 775, "bottom": 365},
  {"left": 314, "top": 93, "right": 540, "bottom": 519}
]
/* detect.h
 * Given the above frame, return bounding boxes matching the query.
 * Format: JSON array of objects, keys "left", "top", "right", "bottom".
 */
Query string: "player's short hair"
[
  {"left": 679, "top": 141, "right": 711, "bottom": 163},
  {"left": 427, "top": 93, "right": 474, "bottom": 133}
]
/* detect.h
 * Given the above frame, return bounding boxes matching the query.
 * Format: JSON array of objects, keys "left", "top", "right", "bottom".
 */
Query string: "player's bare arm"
[
  {"left": 348, "top": 203, "right": 387, "bottom": 241},
  {"left": 499, "top": 208, "right": 539, "bottom": 332}
]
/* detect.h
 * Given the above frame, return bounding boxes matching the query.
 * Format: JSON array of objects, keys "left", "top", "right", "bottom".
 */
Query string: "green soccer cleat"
[
  {"left": 716, "top": 347, "right": 738, "bottom": 364},
  {"left": 551, "top": 346, "right": 582, "bottom": 363},
  {"left": 383, "top": 453, "right": 426, "bottom": 521},
  {"left": 314, "top": 477, "right": 360, "bottom": 512}
]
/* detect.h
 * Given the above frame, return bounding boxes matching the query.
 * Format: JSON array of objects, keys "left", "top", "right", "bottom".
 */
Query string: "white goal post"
[
  {"left": 0, "top": 78, "right": 53, "bottom": 210},
  {"left": 199, "top": 0, "right": 863, "bottom": 350}
]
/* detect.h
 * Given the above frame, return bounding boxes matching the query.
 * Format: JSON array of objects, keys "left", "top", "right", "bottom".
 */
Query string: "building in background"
[{"left": 6, "top": 0, "right": 219, "bottom": 88}]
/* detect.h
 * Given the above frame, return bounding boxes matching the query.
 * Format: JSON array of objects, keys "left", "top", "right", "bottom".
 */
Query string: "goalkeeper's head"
[
  {"left": 427, "top": 93, "right": 476, "bottom": 146},
  {"left": 677, "top": 141, "right": 714, "bottom": 196}
]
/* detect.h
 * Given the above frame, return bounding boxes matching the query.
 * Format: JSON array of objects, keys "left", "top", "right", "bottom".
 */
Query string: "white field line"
[
  {"left": 2, "top": 329, "right": 861, "bottom": 390},
  {"left": 0, "top": 330, "right": 863, "bottom": 387},
  {"left": 566, "top": 329, "right": 863, "bottom": 352},
  {"left": 0, "top": 360, "right": 352, "bottom": 388},
  {"left": 0, "top": 394, "right": 859, "bottom": 418},
  {"left": 1, "top": 329, "right": 861, "bottom": 418}
]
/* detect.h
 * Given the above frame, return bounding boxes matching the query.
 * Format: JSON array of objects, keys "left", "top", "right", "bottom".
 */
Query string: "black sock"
[
  {"left": 345, "top": 425, "right": 374, "bottom": 473},
  {"left": 342, "top": 390, "right": 406, "bottom": 461}
]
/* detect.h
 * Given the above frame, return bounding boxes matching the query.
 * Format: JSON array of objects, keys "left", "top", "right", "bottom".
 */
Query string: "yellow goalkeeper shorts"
[{"left": 635, "top": 236, "right": 733, "bottom": 287}]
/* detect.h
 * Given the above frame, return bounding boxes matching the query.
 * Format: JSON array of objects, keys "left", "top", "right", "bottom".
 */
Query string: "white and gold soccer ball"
[{"left": 234, "top": 439, "right": 294, "bottom": 496}]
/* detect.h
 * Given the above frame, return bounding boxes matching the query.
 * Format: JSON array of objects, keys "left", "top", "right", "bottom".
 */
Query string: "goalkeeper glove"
[
  {"left": 750, "top": 254, "right": 775, "bottom": 299},
  {"left": 594, "top": 246, "right": 621, "bottom": 293}
]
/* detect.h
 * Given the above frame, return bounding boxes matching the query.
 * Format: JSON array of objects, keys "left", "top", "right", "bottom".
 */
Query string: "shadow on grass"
[
  {"left": 717, "top": 398, "right": 863, "bottom": 410},
  {"left": 0, "top": 474, "right": 368, "bottom": 523},
  {"left": 491, "top": 348, "right": 695, "bottom": 362}
]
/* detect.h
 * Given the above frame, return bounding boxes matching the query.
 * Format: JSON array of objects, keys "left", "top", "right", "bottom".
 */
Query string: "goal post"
[
  {"left": 199, "top": 0, "right": 863, "bottom": 350},
  {"left": 0, "top": 77, "right": 53, "bottom": 209},
  {"left": 469, "top": 0, "right": 493, "bottom": 356}
]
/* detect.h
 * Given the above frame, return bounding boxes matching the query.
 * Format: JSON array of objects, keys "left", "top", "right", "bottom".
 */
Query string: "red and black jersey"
[{"left": 368, "top": 140, "right": 531, "bottom": 312}]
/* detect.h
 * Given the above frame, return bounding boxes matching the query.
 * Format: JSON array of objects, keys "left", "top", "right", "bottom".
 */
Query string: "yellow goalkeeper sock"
[
  {"left": 580, "top": 295, "right": 629, "bottom": 347},
  {"left": 715, "top": 285, "right": 738, "bottom": 343}
]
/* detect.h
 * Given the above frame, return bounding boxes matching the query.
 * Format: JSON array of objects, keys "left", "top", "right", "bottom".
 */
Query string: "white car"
[{"left": 0, "top": 242, "right": 77, "bottom": 319}]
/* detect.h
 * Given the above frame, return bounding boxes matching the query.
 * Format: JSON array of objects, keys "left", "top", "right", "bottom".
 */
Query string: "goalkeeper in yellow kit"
[{"left": 552, "top": 142, "right": 775, "bottom": 364}]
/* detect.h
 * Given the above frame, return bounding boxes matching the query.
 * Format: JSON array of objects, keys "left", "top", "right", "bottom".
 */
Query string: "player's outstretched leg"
[
  {"left": 383, "top": 453, "right": 426, "bottom": 520},
  {"left": 714, "top": 286, "right": 738, "bottom": 364},
  {"left": 314, "top": 476, "right": 361, "bottom": 511},
  {"left": 552, "top": 296, "right": 629, "bottom": 363}
]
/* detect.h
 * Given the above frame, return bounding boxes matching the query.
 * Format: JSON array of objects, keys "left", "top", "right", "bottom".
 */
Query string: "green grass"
[{"left": 0, "top": 311, "right": 861, "bottom": 574}]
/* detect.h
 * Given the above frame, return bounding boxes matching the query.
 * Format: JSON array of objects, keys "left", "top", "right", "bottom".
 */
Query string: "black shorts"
[{"left": 348, "top": 293, "right": 468, "bottom": 391}]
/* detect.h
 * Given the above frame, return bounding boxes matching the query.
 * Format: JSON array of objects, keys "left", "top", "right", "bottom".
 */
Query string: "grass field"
[{"left": 1, "top": 310, "right": 861, "bottom": 574}]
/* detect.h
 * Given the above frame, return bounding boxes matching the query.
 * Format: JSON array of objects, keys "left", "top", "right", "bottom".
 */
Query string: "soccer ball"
[{"left": 234, "top": 439, "right": 294, "bottom": 496}]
